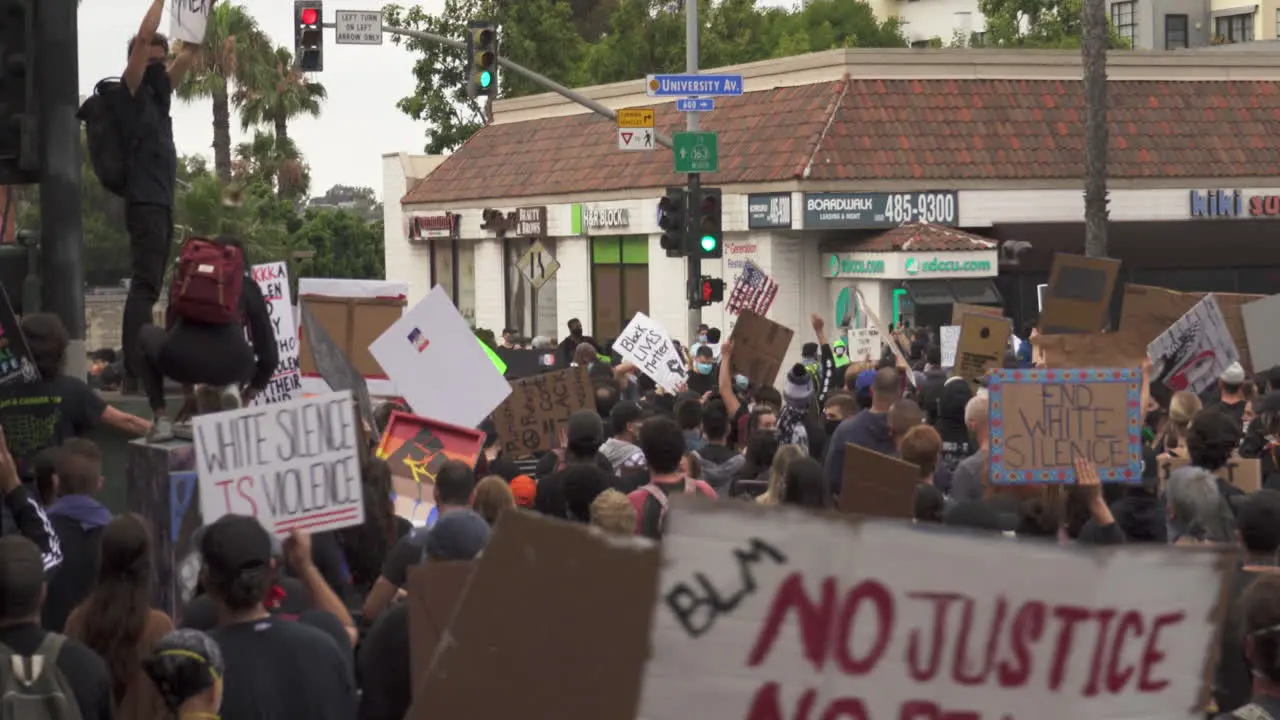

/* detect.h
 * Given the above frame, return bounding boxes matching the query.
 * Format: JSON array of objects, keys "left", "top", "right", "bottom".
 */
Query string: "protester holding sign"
[{"left": 117, "top": 0, "right": 205, "bottom": 392}]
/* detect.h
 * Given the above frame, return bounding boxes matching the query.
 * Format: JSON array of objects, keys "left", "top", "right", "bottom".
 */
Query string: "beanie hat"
[
  {"left": 1220, "top": 362, "right": 1246, "bottom": 385},
  {"left": 784, "top": 363, "right": 813, "bottom": 406}
]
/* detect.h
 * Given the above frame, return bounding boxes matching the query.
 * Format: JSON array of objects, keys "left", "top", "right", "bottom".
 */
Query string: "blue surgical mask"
[
  {"left": 696, "top": 362, "right": 714, "bottom": 375},
  {"left": 734, "top": 374, "right": 749, "bottom": 390},
  {"left": 698, "top": 334, "right": 708, "bottom": 344}
]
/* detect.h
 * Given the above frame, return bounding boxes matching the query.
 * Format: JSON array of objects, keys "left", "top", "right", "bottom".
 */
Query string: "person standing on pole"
[{"left": 119, "top": 0, "right": 203, "bottom": 392}]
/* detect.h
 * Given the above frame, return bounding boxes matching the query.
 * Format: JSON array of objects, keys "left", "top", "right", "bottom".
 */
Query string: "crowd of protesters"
[{"left": 3, "top": 300, "right": 1280, "bottom": 718}]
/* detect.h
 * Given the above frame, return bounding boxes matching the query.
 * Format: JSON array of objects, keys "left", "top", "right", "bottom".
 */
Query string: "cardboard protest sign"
[
  {"left": 193, "top": 390, "right": 365, "bottom": 535},
  {"left": 369, "top": 286, "right": 511, "bottom": 429},
  {"left": 300, "top": 302, "right": 377, "bottom": 438},
  {"left": 297, "top": 278, "right": 407, "bottom": 396},
  {"left": 940, "top": 324, "right": 960, "bottom": 367},
  {"left": 406, "top": 561, "right": 475, "bottom": 706},
  {"left": 492, "top": 366, "right": 593, "bottom": 457},
  {"left": 726, "top": 261, "right": 778, "bottom": 318},
  {"left": 1038, "top": 253, "right": 1122, "bottom": 334},
  {"left": 639, "top": 494, "right": 1232, "bottom": 720},
  {"left": 954, "top": 312, "right": 1011, "bottom": 387},
  {"left": 169, "top": 0, "right": 212, "bottom": 44},
  {"left": 1147, "top": 294, "right": 1239, "bottom": 396},
  {"left": 1033, "top": 330, "right": 1150, "bottom": 369},
  {"left": 728, "top": 309, "right": 794, "bottom": 388},
  {"left": 376, "top": 411, "right": 485, "bottom": 523},
  {"left": 0, "top": 286, "right": 36, "bottom": 387},
  {"left": 1121, "top": 284, "right": 1261, "bottom": 372},
  {"left": 951, "top": 302, "right": 1003, "bottom": 325},
  {"left": 1241, "top": 294, "right": 1280, "bottom": 374},
  {"left": 988, "top": 368, "right": 1144, "bottom": 484},
  {"left": 615, "top": 312, "right": 688, "bottom": 393},
  {"left": 838, "top": 444, "right": 918, "bottom": 519},
  {"left": 1157, "top": 454, "right": 1262, "bottom": 494},
  {"left": 412, "top": 509, "right": 659, "bottom": 720},
  {"left": 249, "top": 263, "right": 301, "bottom": 405},
  {"left": 847, "top": 327, "right": 881, "bottom": 362}
]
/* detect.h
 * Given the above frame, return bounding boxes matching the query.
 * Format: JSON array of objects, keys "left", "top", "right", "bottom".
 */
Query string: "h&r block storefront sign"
[{"left": 804, "top": 191, "right": 958, "bottom": 229}]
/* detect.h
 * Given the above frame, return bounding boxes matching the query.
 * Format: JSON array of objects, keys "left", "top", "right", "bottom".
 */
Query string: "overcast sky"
[
  {"left": 79, "top": 0, "right": 438, "bottom": 200},
  {"left": 79, "top": 0, "right": 798, "bottom": 201}
]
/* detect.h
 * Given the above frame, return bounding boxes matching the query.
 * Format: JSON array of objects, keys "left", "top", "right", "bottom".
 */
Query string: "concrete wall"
[{"left": 85, "top": 292, "right": 166, "bottom": 353}]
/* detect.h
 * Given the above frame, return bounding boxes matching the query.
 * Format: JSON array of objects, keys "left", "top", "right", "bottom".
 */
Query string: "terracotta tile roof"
[
  {"left": 855, "top": 223, "right": 996, "bottom": 252},
  {"left": 402, "top": 82, "right": 840, "bottom": 205},
  {"left": 403, "top": 77, "right": 1280, "bottom": 204}
]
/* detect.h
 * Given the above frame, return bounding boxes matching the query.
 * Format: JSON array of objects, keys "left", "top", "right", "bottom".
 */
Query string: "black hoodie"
[{"left": 932, "top": 379, "right": 975, "bottom": 494}]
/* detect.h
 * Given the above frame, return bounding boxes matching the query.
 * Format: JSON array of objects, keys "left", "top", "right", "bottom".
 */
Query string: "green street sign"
[{"left": 673, "top": 131, "right": 719, "bottom": 174}]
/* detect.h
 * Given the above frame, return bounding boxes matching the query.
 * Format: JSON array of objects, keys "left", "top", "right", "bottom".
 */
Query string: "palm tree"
[
  {"left": 176, "top": 3, "right": 273, "bottom": 182},
  {"left": 235, "top": 46, "right": 328, "bottom": 145},
  {"left": 1081, "top": 0, "right": 1109, "bottom": 258},
  {"left": 234, "top": 131, "right": 311, "bottom": 200}
]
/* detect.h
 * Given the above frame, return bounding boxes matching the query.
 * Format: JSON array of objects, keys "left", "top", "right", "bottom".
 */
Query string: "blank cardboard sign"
[
  {"left": 1039, "top": 254, "right": 1121, "bottom": 334},
  {"left": 838, "top": 444, "right": 919, "bottom": 519},
  {"left": 729, "top": 309, "right": 794, "bottom": 387},
  {"left": 955, "top": 313, "right": 1011, "bottom": 387},
  {"left": 1242, "top": 294, "right": 1280, "bottom": 374},
  {"left": 951, "top": 302, "right": 1003, "bottom": 325},
  {"left": 1120, "top": 284, "right": 1263, "bottom": 372},
  {"left": 406, "top": 561, "right": 475, "bottom": 712},
  {"left": 1033, "top": 331, "right": 1150, "bottom": 370},
  {"left": 411, "top": 510, "right": 660, "bottom": 720},
  {"left": 300, "top": 301, "right": 377, "bottom": 436}
]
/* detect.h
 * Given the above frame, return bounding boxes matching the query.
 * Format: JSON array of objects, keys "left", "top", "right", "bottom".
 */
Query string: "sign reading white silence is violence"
[
  {"left": 194, "top": 390, "right": 365, "bottom": 535},
  {"left": 637, "top": 497, "right": 1229, "bottom": 720}
]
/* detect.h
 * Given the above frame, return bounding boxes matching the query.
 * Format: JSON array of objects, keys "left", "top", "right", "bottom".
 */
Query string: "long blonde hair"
[
  {"left": 1159, "top": 391, "right": 1203, "bottom": 453},
  {"left": 757, "top": 444, "right": 804, "bottom": 505}
]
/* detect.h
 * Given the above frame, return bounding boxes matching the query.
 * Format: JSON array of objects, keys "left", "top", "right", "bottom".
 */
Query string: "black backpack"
[{"left": 76, "top": 77, "right": 132, "bottom": 196}]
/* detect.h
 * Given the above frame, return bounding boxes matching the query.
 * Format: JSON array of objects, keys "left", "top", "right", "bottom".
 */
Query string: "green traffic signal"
[
  {"left": 700, "top": 235, "right": 717, "bottom": 252},
  {"left": 480, "top": 70, "right": 493, "bottom": 88}
]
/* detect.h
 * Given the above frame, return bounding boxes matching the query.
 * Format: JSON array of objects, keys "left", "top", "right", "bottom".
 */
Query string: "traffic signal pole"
[
  {"left": 684, "top": 0, "right": 701, "bottom": 341},
  {"left": 373, "top": 25, "right": 675, "bottom": 150},
  {"left": 38, "top": 0, "right": 86, "bottom": 378}
]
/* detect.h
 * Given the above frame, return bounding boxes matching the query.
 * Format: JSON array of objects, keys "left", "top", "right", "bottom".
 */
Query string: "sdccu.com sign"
[{"left": 824, "top": 252, "right": 997, "bottom": 279}]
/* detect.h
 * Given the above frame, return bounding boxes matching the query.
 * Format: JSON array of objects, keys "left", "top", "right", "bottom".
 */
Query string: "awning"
[{"left": 901, "top": 278, "right": 1003, "bottom": 306}]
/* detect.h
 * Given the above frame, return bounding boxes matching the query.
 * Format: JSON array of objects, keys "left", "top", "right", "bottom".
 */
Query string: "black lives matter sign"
[
  {"left": 492, "top": 366, "right": 594, "bottom": 457},
  {"left": 194, "top": 390, "right": 365, "bottom": 534}
]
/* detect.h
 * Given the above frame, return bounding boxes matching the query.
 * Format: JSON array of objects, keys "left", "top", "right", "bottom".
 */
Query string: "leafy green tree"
[
  {"left": 387, "top": 0, "right": 906, "bottom": 153},
  {"left": 309, "top": 185, "right": 383, "bottom": 222},
  {"left": 291, "top": 210, "right": 385, "bottom": 281},
  {"left": 980, "top": 0, "right": 1129, "bottom": 47},
  {"left": 384, "top": 0, "right": 490, "bottom": 154}
]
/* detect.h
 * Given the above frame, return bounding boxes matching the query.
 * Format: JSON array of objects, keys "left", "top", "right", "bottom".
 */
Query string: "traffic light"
[
  {"left": 0, "top": 0, "right": 39, "bottom": 185},
  {"left": 466, "top": 20, "right": 498, "bottom": 101},
  {"left": 658, "top": 186, "right": 687, "bottom": 258},
  {"left": 691, "top": 276, "right": 724, "bottom": 309},
  {"left": 690, "top": 187, "right": 723, "bottom": 259},
  {"left": 295, "top": 1, "right": 323, "bottom": 72}
]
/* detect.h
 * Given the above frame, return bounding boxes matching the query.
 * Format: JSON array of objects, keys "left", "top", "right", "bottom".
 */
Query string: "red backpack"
[{"left": 170, "top": 238, "right": 245, "bottom": 324}]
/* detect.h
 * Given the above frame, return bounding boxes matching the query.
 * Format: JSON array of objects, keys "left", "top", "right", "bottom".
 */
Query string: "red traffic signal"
[
  {"left": 700, "top": 277, "right": 724, "bottom": 304},
  {"left": 301, "top": 6, "right": 319, "bottom": 24}
]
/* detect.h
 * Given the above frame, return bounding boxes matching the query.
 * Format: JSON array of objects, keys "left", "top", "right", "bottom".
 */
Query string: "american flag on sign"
[{"left": 726, "top": 261, "right": 778, "bottom": 317}]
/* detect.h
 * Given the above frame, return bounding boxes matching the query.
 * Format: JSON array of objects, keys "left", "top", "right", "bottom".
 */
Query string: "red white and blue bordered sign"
[{"left": 988, "top": 367, "right": 1144, "bottom": 485}]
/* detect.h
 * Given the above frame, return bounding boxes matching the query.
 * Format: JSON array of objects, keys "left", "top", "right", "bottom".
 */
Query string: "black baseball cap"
[{"left": 199, "top": 515, "right": 273, "bottom": 579}]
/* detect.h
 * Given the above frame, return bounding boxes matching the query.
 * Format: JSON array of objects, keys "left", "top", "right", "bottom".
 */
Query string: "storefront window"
[
  {"left": 430, "top": 238, "right": 476, "bottom": 326},
  {"left": 591, "top": 236, "right": 648, "bottom": 341},
  {"left": 503, "top": 237, "right": 557, "bottom": 340}
]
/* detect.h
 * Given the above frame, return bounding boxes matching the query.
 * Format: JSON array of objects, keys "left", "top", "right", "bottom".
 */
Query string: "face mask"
[
  {"left": 698, "top": 334, "right": 708, "bottom": 344},
  {"left": 570, "top": 328, "right": 582, "bottom": 338},
  {"left": 696, "top": 362, "right": 714, "bottom": 375},
  {"left": 734, "top": 374, "right": 749, "bottom": 390},
  {"left": 825, "top": 419, "right": 842, "bottom": 436}
]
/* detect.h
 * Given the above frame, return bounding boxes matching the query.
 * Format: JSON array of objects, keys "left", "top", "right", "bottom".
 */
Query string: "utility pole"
[
  {"left": 38, "top": 0, "right": 86, "bottom": 377},
  {"left": 684, "top": 0, "right": 701, "bottom": 344}
]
